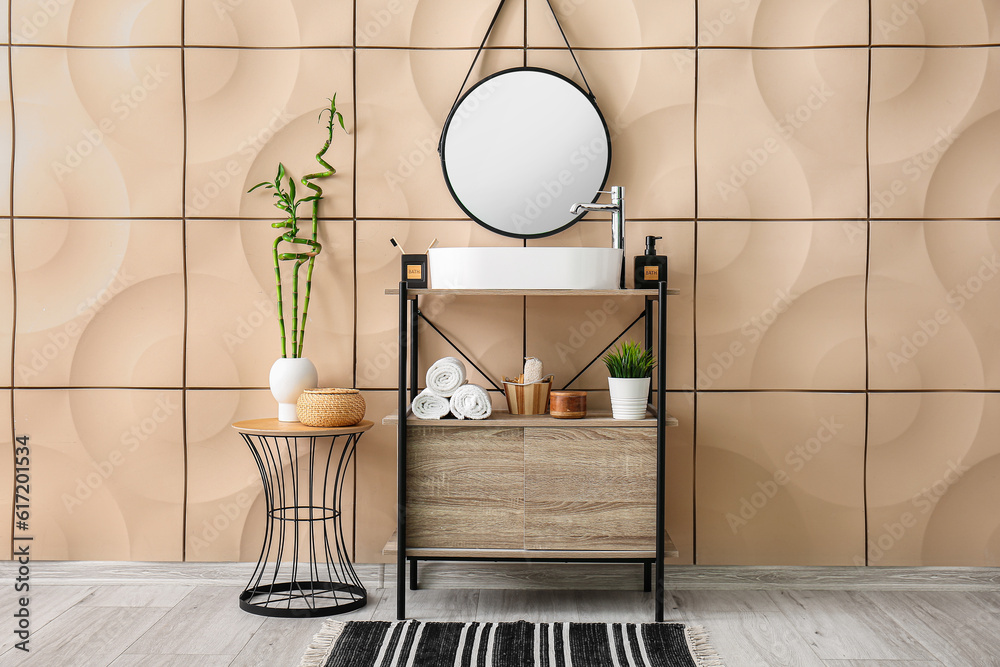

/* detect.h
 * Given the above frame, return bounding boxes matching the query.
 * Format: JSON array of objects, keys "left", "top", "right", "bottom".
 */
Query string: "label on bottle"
[
  {"left": 407, "top": 264, "right": 423, "bottom": 279},
  {"left": 644, "top": 265, "right": 659, "bottom": 281}
]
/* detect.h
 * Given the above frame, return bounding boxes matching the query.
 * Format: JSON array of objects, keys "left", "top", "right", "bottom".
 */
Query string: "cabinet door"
[
  {"left": 524, "top": 427, "right": 656, "bottom": 551},
  {"left": 406, "top": 426, "right": 524, "bottom": 550}
]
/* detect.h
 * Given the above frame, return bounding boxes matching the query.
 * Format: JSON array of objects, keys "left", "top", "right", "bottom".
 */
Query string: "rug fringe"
[
  {"left": 297, "top": 619, "right": 346, "bottom": 667},
  {"left": 684, "top": 625, "right": 726, "bottom": 667}
]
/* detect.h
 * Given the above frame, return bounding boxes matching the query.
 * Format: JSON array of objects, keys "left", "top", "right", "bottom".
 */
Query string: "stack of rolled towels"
[{"left": 411, "top": 356, "right": 492, "bottom": 420}]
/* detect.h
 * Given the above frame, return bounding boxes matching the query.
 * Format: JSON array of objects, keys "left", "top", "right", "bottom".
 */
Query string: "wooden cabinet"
[
  {"left": 402, "top": 420, "right": 674, "bottom": 559},
  {"left": 407, "top": 426, "right": 524, "bottom": 550},
  {"left": 524, "top": 427, "right": 656, "bottom": 551}
]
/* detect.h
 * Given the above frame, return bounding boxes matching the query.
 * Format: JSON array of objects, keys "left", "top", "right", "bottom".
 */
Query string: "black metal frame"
[
  {"left": 396, "top": 283, "right": 669, "bottom": 621},
  {"left": 239, "top": 430, "right": 366, "bottom": 618},
  {"left": 407, "top": 557, "right": 655, "bottom": 594}
]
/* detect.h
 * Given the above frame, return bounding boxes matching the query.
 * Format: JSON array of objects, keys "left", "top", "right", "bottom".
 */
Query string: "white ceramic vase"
[
  {"left": 269, "top": 357, "right": 319, "bottom": 422},
  {"left": 608, "top": 377, "right": 650, "bottom": 420}
]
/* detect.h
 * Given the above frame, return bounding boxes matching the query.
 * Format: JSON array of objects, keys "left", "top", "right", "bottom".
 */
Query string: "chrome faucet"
[{"left": 570, "top": 186, "right": 625, "bottom": 288}]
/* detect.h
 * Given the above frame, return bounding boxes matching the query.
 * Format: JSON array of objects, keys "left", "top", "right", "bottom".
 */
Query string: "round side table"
[{"left": 232, "top": 418, "right": 373, "bottom": 618}]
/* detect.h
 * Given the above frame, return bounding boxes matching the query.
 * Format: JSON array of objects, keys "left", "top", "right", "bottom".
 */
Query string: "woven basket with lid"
[{"left": 296, "top": 388, "right": 366, "bottom": 427}]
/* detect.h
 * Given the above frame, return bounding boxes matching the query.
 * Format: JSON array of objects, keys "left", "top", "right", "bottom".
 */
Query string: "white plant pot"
[
  {"left": 608, "top": 377, "right": 650, "bottom": 419},
  {"left": 269, "top": 357, "right": 319, "bottom": 422}
]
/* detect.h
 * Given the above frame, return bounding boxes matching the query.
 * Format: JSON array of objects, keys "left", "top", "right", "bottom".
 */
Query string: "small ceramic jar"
[{"left": 549, "top": 390, "right": 586, "bottom": 419}]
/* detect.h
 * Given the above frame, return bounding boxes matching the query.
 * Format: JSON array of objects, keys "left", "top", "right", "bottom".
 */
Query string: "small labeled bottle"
[{"left": 633, "top": 235, "right": 668, "bottom": 289}]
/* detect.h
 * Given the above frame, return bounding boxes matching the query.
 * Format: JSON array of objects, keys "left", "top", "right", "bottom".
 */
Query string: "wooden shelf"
[
  {"left": 385, "top": 287, "right": 679, "bottom": 297},
  {"left": 383, "top": 410, "right": 678, "bottom": 428},
  {"left": 383, "top": 531, "right": 679, "bottom": 560}
]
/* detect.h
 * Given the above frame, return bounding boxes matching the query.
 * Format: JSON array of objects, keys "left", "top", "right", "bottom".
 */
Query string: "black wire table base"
[
  {"left": 234, "top": 419, "right": 373, "bottom": 619},
  {"left": 239, "top": 581, "right": 367, "bottom": 618}
]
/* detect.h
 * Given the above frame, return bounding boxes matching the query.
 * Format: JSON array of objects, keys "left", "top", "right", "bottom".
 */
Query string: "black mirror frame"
[{"left": 439, "top": 66, "right": 613, "bottom": 240}]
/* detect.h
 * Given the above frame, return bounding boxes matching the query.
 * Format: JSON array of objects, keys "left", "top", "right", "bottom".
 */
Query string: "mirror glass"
[{"left": 440, "top": 67, "right": 612, "bottom": 239}]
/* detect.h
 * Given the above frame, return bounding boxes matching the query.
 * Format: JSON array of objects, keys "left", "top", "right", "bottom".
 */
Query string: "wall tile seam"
[
  {"left": 6, "top": 44, "right": 184, "bottom": 50},
  {"left": 9, "top": 389, "right": 1000, "bottom": 394},
  {"left": 3, "top": 44, "right": 1000, "bottom": 50},
  {"left": 863, "top": 16, "right": 872, "bottom": 564},
  {"left": 180, "top": 0, "right": 189, "bottom": 563},
  {"left": 691, "top": 218, "right": 1000, "bottom": 222},
  {"left": 4, "top": 218, "right": 971, "bottom": 225},
  {"left": 12, "top": 217, "right": 199, "bottom": 221}
]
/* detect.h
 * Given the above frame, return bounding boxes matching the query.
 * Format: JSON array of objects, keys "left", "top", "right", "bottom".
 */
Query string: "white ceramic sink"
[{"left": 428, "top": 247, "right": 623, "bottom": 290}]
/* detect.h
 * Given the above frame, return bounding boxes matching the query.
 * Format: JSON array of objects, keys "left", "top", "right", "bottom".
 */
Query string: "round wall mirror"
[{"left": 440, "top": 67, "right": 612, "bottom": 239}]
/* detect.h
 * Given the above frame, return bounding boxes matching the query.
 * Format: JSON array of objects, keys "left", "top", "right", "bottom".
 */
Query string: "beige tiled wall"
[{"left": 3, "top": 1, "right": 999, "bottom": 567}]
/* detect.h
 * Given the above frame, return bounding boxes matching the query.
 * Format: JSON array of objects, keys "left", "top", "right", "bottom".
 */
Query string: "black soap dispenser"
[{"left": 634, "top": 235, "right": 668, "bottom": 289}]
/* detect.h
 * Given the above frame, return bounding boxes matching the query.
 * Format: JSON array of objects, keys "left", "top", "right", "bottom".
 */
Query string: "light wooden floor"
[{"left": 1, "top": 562, "right": 998, "bottom": 666}]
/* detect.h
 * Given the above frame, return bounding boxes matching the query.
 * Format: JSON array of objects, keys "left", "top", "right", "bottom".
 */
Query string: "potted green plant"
[
  {"left": 603, "top": 340, "right": 656, "bottom": 420},
  {"left": 249, "top": 95, "right": 346, "bottom": 421}
]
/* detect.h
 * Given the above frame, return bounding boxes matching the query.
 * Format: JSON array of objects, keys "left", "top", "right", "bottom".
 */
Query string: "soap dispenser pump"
[{"left": 634, "top": 235, "right": 667, "bottom": 289}]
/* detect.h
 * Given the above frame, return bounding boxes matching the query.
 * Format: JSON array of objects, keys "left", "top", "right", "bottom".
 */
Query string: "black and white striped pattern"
[{"left": 302, "top": 620, "right": 724, "bottom": 667}]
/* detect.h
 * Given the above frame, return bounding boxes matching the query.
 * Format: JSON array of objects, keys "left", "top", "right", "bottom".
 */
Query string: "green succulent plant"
[
  {"left": 249, "top": 95, "right": 346, "bottom": 359},
  {"left": 603, "top": 340, "right": 656, "bottom": 378}
]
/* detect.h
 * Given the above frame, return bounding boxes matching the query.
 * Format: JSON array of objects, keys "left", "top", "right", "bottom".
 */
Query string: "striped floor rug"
[{"left": 299, "top": 620, "right": 724, "bottom": 667}]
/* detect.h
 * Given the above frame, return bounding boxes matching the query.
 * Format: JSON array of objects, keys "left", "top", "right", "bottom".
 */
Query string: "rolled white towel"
[
  {"left": 425, "top": 356, "right": 467, "bottom": 397},
  {"left": 449, "top": 384, "right": 492, "bottom": 420},
  {"left": 411, "top": 388, "right": 450, "bottom": 420}
]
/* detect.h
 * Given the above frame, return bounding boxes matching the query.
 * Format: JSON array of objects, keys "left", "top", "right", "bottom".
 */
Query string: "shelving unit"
[{"left": 387, "top": 284, "right": 678, "bottom": 621}]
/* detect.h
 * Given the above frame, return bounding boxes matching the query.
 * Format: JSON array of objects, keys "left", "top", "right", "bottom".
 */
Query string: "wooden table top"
[{"left": 232, "top": 418, "right": 374, "bottom": 437}]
